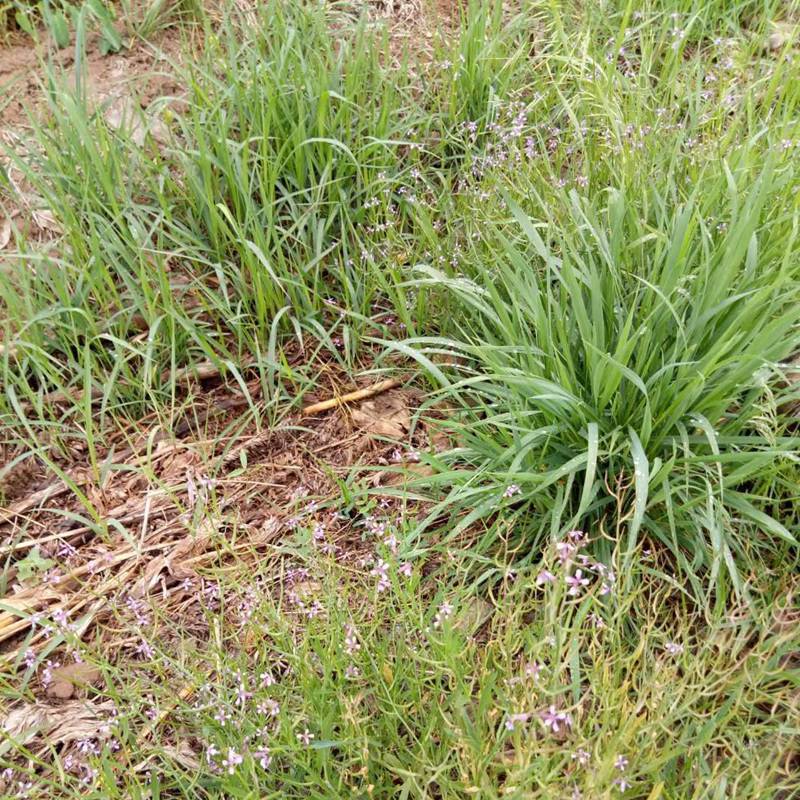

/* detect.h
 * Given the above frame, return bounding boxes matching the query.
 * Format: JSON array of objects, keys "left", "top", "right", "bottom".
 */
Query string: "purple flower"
[
  {"left": 536, "top": 570, "right": 556, "bottom": 585},
  {"left": 567, "top": 530, "right": 587, "bottom": 546},
  {"left": 614, "top": 777, "right": 630, "bottom": 792},
  {"left": 345, "top": 664, "right": 361, "bottom": 679},
  {"left": 213, "top": 708, "right": 230, "bottom": 726},
  {"left": 524, "top": 661, "right": 542, "bottom": 681},
  {"left": 556, "top": 541, "right": 576, "bottom": 564},
  {"left": 614, "top": 754, "right": 629, "bottom": 771},
  {"left": 296, "top": 728, "right": 315, "bottom": 746},
  {"left": 398, "top": 562, "right": 413, "bottom": 578},
  {"left": 572, "top": 747, "right": 591, "bottom": 766},
  {"left": 433, "top": 601, "right": 454, "bottom": 628},
  {"left": 503, "top": 484, "right": 521, "bottom": 498},
  {"left": 257, "top": 699, "right": 280, "bottom": 717},
  {"left": 253, "top": 747, "right": 271, "bottom": 769},
  {"left": 565, "top": 569, "right": 590, "bottom": 596},
  {"left": 344, "top": 624, "right": 361, "bottom": 655},
  {"left": 539, "top": 705, "right": 572, "bottom": 733},
  {"left": 221, "top": 747, "right": 243, "bottom": 774},
  {"left": 235, "top": 682, "right": 252, "bottom": 706},
  {"left": 504, "top": 712, "right": 530, "bottom": 731},
  {"left": 260, "top": 671, "right": 275, "bottom": 687},
  {"left": 665, "top": 642, "right": 684, "bottom": 656}
]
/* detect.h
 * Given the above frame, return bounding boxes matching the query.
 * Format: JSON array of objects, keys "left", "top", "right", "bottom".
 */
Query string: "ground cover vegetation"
[{"left": 0, "top": 0, "right": 798, "bottom": 797}]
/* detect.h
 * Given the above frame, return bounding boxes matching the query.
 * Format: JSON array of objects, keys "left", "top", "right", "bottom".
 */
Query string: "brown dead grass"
[{"left": 0, "top": 360, "right": 440, "bottom": 673}]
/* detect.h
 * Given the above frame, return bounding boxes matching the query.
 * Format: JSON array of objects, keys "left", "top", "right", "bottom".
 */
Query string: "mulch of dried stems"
[{"left": 0, "top": 355, "right": 443, "bottom": 680}]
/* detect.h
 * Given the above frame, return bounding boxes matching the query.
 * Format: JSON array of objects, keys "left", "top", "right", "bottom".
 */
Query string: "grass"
[{"left": 0, "top": 0, "right": 799, "bottom": 797}]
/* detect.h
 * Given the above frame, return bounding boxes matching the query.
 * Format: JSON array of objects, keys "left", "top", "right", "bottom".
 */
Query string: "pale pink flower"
[
  {"left": 254, "top": 747, "right": 271, "bottom": 769},
  {"left": 565, "top": 569, "right": 590, "bottom": 596},
  {"left": 504, "top": 712, "right": 530, "bottom": 731},
  {"left": 296, "top": 728, "right": 315, "bottom": 746},
  {"left": 221, "top": 747, "right": 243, "bottom": 774},
  {"left": 539, "top": 705, "right": 572, "bottom": 733}
]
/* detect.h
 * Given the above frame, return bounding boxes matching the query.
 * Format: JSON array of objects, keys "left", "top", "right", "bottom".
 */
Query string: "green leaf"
[
  {"left": 15, "top": 10, "right": 36, "bottom": 35},
  {"left": 44, "top": 8, "right": 71, "bottom": 49},
  {"left": 15, "top": 547, "right": 56, "bottom": 582}
]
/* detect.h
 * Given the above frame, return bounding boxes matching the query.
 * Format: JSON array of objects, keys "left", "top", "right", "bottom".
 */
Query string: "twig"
[{"left": 302, "top": 378, "right": 401, "bottom": 416}]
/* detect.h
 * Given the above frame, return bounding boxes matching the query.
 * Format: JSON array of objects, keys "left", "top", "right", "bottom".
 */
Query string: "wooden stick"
[{"left": 302, "top": 378, "right": 401, "bottom": 416}]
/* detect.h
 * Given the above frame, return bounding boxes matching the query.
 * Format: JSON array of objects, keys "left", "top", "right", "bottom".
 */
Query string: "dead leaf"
[
  {"left": 131, "top": 520, "right": 216, "bottom": 596},
  {"left": 454, "top": 596, "right": 494, "bottom": 635},
  {"left": 159, "top": 742, "right": 201, "bottom": 770},
  {"left": 46, "top": 663, "right": 102, "bottom": 700},
  {"left": 0, "top": 216, "right": 11, "bottom": 250},
  {"left": 1, "top": 700, "right": 115, "bottom": 753},
  {"left": 32, "top": 207, "right": 60, "bottom": 234},
  {"left": 767, "top": 24, "right": 795, "bottom": 52},
  {"left": 352, "top": 393, "right": 410, "bottom": 439},
  {"left": 104, "top": 94, "right": 170, "bottom": 146}
]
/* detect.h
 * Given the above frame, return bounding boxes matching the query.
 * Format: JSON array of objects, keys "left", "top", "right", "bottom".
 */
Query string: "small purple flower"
[
  {"left": 665, "top": 642, "right": 684, "bottom": 656},
  {"left": 344, "top": 624, "right": 361, "bottom": 656},
  {"left": 253, "top": 747, "right": 271, "bottom": 769},
  {"left": 567, "top": 530, "right": 587, "bottom": 546},
  {"left": 536, "top": 570, "right": 556, "bottom": 585},
  {"left": 257, "top": 699, "right": 280, "bottom": 717},
  {"left": 504, "top": 712, "right": 530, "bottom": 731},
  {"left": 136, "top": 639, "right": 155, "bottom": 660},
  {"left": 77, "top": 739, "right": 100, "bottom": 756},
  {"left": 589, "top": 613, "right": 606, "bottom": 629},
  {"left": 614, "top": 777, "right": 630, "bottom": 792},
  {"left": 296, "top": 728, "right": 315, "bottom": 746},
  {"left": 221, "top": 747, "right": 243, "bottom": 774},
  {"left": 213, "top": 708, "right": 230, "bottom": 726},
  {"left": 565, "top": 569, "right": 590, "bottom": 596},
  {"left": 572, "top": 747, "right": 591, "bottom": 766},
  {"left": 260, "top": 671, "right": 275, "bottom": 687},
  {"left": 433, "top": 601, "right": 454, "bottom": 628},
  {"left": 556, "top": 541, "right": 576, "bottom": 564},
  {"left": 345, "top": 664, "right": 361, "bottom": 679},
  {"left": 235, "top": 682, "right": 252, "bottom": 706},
  {"left": 398, "top": 562, "right": 413, "bottom": 578},
  {"left": 539, "top": 705, "right": 572, "bottom": 733},
  {"left": 524, "top": 661, "right": 542, "bottom": 681},
  {"left": 614, "top": 754, "right": 629, "bottom": 771},
  {"left": 503, "top": 484, "right": 521, "bottom": 498}
]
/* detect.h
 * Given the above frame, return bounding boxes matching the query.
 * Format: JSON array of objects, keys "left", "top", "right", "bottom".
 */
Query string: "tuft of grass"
[{"left": 398, "top": 167, "right": 799, "bottom": 589}]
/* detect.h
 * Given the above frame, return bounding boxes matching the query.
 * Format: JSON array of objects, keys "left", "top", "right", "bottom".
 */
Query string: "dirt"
[{"left": 0, "top": 27, "right": 185, "bottom": 128}]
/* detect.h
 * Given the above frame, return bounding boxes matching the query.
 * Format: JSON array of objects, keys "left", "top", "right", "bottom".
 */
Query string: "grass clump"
[{"left": 401, "top": 167, "right": 799, "bottom": 588}]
